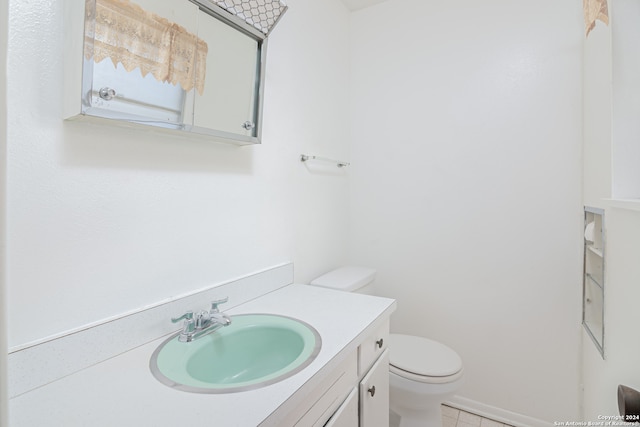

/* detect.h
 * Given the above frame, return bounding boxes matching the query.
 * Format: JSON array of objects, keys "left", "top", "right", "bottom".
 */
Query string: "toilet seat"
[{"left": 389, "top": 334, "right": 463, "bottom": 384}]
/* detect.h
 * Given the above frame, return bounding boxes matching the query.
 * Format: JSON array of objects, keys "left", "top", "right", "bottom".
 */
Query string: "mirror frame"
[
  {"left": 72, "top": 0, "right": 269, "bottom": 146},
  {"left": 188, "top": 0, "right": 268, "bottom": 145}
]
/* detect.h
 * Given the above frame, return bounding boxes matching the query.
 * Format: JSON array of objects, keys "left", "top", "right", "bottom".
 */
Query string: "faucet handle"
[
  {"left": 171, "top": 310, "right": 194, "bottom": 323},
  {"left": 210, "top": 297, "right": 229, "bottom": 313},
  {"left": 171, "top": 311, "right": 196, "bottom": 342}
]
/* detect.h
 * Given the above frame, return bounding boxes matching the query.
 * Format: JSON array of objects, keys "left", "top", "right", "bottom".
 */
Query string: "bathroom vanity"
[{"left": 8, "top": 272, "right": 396, "bottom": 427}]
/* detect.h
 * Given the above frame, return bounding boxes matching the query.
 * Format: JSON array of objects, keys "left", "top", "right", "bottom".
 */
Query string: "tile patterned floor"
[{"left": 442, "top": 405, "right": 515, "bottom": 427}]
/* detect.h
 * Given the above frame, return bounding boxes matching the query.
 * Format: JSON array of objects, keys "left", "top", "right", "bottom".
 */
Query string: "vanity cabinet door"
[
  {"left": 325, "top": 388, "right": 358, "bottom": 427},
  {"left": 290, "top": 352, "right": 358, "bottom": 427},
  {"left": 359, "top": 349, "right": 389, "bottom": 427}
]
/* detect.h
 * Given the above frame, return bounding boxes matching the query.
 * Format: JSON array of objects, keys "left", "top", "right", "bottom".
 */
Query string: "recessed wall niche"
[{"left": 583, "top": 206, "right": 605, "bottom": 358}]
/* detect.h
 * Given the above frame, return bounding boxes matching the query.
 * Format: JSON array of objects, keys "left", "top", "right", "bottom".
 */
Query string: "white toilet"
[{"left": 311, "top": 267, "right": 464, "bottom": 427}]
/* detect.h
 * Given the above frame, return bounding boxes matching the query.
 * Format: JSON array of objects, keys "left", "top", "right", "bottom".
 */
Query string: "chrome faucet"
[{"left": 171, "top": 297, "right": 232, "bottom": 342}]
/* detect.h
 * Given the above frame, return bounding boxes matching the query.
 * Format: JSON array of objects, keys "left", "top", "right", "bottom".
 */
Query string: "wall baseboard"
[{"left": 447, "top": 396, "right": 550, "bottom": 427}]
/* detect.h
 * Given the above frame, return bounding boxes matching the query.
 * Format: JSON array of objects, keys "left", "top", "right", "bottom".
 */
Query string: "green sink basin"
[{"left": 149, "top": 314, "right": 322, "bottom": 393}]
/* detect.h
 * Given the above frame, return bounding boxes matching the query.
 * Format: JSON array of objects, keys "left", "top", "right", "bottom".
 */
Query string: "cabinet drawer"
[{"left": 358, "top": 320, "right": 389, "bottom": 377}]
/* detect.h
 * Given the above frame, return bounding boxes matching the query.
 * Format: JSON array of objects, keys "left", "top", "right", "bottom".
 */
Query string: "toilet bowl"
[
  {"left": 388, "top": 334, "right": 464, "bottom": 427},
  {"left": 311, "top": 267, "right": 464, "bottom": 427}
]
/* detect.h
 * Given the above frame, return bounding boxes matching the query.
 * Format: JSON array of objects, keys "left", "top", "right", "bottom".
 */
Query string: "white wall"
[
  {"left": 610, "top": 0, "right": 640, "bottom": 199},
  {"left": 1, "top": 0, "right": 8, "bottom": 423},
  {"left": 582, "top": 0, "right": 640, "bottom": 420},
  {"left": 6, "top": 0, "right": 350, "bottom": 349},
  {"left": 348, "top": 0, "right": 583, "bottom": 423},
  {"left": 583, "top": 19, "right": 612, "bottom": 206}
]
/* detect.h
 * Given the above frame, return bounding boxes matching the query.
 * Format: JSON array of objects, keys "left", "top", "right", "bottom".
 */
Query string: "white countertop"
[{"left": 9, "top": 284, "right": 396, "bottom": 427}]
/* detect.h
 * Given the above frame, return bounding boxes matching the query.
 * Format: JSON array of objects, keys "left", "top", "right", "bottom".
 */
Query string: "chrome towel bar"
[{"left": 300, "top": 154, "right": 350, "bottom": 168}]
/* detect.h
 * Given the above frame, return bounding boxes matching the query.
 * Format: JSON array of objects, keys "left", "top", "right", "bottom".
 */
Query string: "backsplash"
[{"left": 8, "top": 263, "right": 293, "bottom": 398}]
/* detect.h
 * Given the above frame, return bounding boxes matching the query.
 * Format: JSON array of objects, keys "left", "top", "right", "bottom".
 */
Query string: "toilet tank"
[{"left": 310, "top": 266, "right": 376, "bottom": 294}]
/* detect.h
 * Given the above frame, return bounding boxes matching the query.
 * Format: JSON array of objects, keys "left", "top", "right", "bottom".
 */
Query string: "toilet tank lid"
[{"left": 310, "top": 266, "right": 376, "bottom": 292}]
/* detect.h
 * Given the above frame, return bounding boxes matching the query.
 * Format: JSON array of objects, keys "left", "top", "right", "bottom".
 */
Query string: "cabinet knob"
[
  {"left": 368, "top": 385, "right": 376, "bottom": 397},
  {"left": 376, "top": 338, "right": 384, "bottom": 349}
]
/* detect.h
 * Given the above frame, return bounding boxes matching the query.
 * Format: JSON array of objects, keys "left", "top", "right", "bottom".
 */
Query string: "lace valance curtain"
[
  {"left": 584, "top": 0, "right": 609, "bottom": 36},
  {"left": 84, "top": 0, "right": 208, "bottom": 95}
]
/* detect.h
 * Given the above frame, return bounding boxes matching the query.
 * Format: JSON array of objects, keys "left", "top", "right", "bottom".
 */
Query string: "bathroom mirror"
[{"left": 66, "top": 0, "right": 277, "bottom": 145}]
